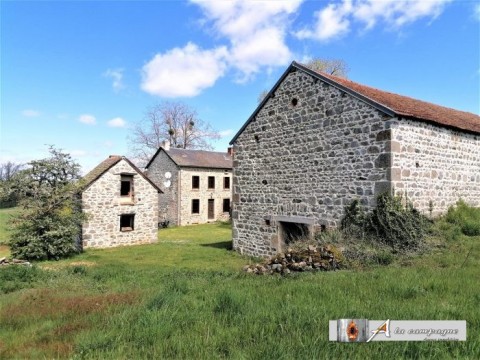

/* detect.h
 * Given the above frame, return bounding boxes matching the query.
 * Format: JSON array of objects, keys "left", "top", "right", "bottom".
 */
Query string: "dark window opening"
[
  {"left": 208, "top": 176, "right": 215, "bottom": 189},
  {"left": 224, "top": 177, "right": 230, "bottom": 189},
  {"left": 120, "top": 175, "right": 133, "bottom": 197},
  {"left": 192, "top": 199, "right": 200, "bottom": 214},
  {"left": 280, "top": 222, "right": 309, "bottom": 245},
  {"left": 291, "top": 98, "right": 298, "bottom": 106},
  {"left": 254, "top": 134, "right": 260, "bottom": 142},
  {"left": 223, "top": 198, "right": 231, "bottom": 213},
  {"left": 120, "top": 214, "right": 134, "bottom": 231},
  {"left": 192, "top": 176, "right": 200, "bottom": 189}
]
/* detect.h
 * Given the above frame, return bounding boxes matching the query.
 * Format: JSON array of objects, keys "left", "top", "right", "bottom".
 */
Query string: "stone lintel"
[{"left": 273, "top": 215, "right": 315, "bottom": 225}]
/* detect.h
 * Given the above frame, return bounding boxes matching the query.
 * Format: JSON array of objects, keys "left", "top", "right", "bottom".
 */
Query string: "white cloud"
[
  {"left": 78, "top": 114, "right": 96, "bottom": 125},
  {"left": 21, "top": 109, "right": 41, "bottom": 117},
  {"left": 294, "top": 0, "right": 452, "bottom": 41},
  {"left": 192, "top": 0, "right": 303, "bottom": 81},
  {"left": 141, "top": 42, "right": 228, "bottom": 97},
  {"left": 219, "top": 129, "right": 234, "bottom": 137},
  {"left": 103, "top": 68, "right": 125, "bottom": 92},
  {"left": 107, "top": 117, "right": 127, "bottom": 128}
]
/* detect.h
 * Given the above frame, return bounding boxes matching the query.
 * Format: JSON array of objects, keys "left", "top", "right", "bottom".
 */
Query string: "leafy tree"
[
  {"left": 305, "top": 58, "right": 349, "bottom": 78},
  {"left": 0, "top": 162, "right": 25, "bottom": 207},
  {"left": 9, "top": 146, "right": 85, "bottom": 260},
  {"left": 129, "top": 101, "right": 220, "bottom": 163}
]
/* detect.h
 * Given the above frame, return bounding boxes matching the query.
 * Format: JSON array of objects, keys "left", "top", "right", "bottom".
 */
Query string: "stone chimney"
[
  {"left": 162, "top": 140, "right": 170, "bottom": 151},
  {"left": 227, "top": 147, "right": 233, "bottom": 156}
]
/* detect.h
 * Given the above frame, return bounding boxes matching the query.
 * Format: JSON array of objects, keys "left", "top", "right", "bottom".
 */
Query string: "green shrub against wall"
[
  {"left": 445, "top": 200, "right": 480, "bottom": 237},
  {"left": 341, "top": 193, "right": 430, "bottom": 252}
]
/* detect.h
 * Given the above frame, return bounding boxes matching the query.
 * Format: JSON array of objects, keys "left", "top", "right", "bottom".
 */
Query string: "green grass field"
[{"left": 0, "top": 219, "right": 479, "bottom": 359}]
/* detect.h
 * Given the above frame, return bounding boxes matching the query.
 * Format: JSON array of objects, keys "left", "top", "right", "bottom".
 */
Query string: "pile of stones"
[
  {"left": 243, "top": 244, "right": 343, "bottom": 275},
  {"left": 0, "top": 257, "right": 32, "bottom": 267}
]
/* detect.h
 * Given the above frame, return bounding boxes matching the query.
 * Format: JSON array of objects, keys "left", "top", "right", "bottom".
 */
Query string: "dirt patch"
[
  {"left": 0, "top": 288, "right": 139, "bottom": 325},
  {"left": 68, "top": 261, "right": 96, "bottom": 267}
]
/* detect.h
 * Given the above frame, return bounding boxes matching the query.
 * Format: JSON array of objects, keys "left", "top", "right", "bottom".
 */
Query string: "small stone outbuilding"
[
  {"left": 230, "top": 61, "right": 480, "bottom": 257},
  {"left": 146, "top": 141, "right": 233, "bottom": 226},
  {"left": 80, "top": 155, "right": 162, "bottom": 248}
]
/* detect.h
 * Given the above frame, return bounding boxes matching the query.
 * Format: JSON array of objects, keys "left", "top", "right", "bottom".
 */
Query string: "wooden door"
[{"left": 208, "top": 199, "right": 215, "bottom": 220}]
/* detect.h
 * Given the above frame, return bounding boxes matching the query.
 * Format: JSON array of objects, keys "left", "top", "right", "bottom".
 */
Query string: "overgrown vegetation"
[
  {"left": 9, "top": 146, "right": 85, "bottom": 260},
  {"left": 0, "top": 222, "right": 478, "bottom": 359},
  {"left": 341, "top": 193, "right": 430, "bottom": 252},
  {"left": 444, "top": 200, "right": 480, "bottom": 237}
]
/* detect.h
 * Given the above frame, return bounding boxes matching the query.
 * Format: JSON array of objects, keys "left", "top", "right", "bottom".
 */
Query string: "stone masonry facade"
[
  {"left": 146, "top": 149, "right": 232, "bottom": 226},
  {"left": 179, "top": 167, "right": 232, "bottom": 225},
  {"left": 390, "top": 119, "right": 480, "bottom": 215},
  {"left": 145, "top": 149, "right": 180, "bottom": 225},
  {"left": 82, "top": 159, "right": 159, "bottom": 248},
  {"left": 231, "top": 67, "right": 480, "bottom": 257}
]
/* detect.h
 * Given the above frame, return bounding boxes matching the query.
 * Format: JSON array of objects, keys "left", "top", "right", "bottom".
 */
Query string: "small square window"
[
  {"left": 192, "top": 176, "right": 200, "bottom": 189},
  {"left": 223, "top": 198, "right": 231, "bottom": 213},
  {"left": 120, "top": 214, "right": 134, "bottom": 231},
  {"left": 192, "top": 199, "right": 200, "bottom": 214},
  {"left": 208, "top": 176, "right": 215, "bottom": 189},
  {"left": 121, "top": 175, "right": 134, "bottom": 197},
  {"left": 224, "top": 177, "right": 230, "bottom": 190}
]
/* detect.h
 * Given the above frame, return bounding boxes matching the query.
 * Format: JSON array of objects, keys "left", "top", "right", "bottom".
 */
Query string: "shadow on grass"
[{"left": 200, "top": 241, "right": 233, "bottom": 250}]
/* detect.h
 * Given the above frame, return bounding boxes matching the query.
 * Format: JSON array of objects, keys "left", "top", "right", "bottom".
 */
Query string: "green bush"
[
  {"left": 340, "top": 193, "right": 430, "bottom": 253},
  {"left": 445, "top": 200, "right": 480, "bottom": 236}
]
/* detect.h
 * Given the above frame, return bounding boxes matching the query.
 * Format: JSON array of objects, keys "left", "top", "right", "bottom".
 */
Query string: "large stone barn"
[
  {"left": 229, "top": 61, "right": 480, "bottom": 257},
  {"left": 145, "top": 141, "right": 233, "bottom": 226},
  {"left": 80, "top": 155, "right": 162, "bottom": 248}
]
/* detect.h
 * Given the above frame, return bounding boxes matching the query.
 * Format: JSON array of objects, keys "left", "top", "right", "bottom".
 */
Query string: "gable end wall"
[
  {"left": 82, "top": 159, "right": 159, "bottom": 248},
  {"left": 232, "top": 70, "right": 394, "bottom": 257},
  {"left": 146, "top": 150, "right": 180, "bottom": 225}
]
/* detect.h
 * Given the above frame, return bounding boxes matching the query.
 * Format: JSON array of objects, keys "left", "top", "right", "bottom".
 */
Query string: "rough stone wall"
[
  {"left": 146, "top": 150, "right": 180, "bottom": 225},
  {"left": 232, "top": 69, "right": 394, "bottom": 257},
  {"left": 82, "top": 160, "right": 159, "bottom": 248},
  {"left": 390, "top": 119, "right": 480, "bottom": 215},
  {"left": 179, "top": 167, "right": 232, "bottom": 225}
]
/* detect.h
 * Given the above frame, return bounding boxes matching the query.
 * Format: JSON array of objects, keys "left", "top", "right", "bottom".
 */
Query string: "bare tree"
[
  {"left": 305, "top": 58, "right": 349, "bottom": 78},
  {"left": 0, "top": 161, "right": 23, "bottom": 181},
  {"left": 257, "top": 89, "right": 269, "bottom": 104},
  {"left": 129, "top": 101, "right": 220, "bottom": 163}
]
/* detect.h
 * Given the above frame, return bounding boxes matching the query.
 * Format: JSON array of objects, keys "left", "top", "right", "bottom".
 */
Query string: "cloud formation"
[
  {"left": 295, "top": 0, "right": 452, "bottom": 41},
  {"left": 103, "top": 68, "right": 125, "bottom": 92},
  {"left": 141, "top": 43, "right": 228, "bottom": 97},
  {"left": 141, "top": 0, "right": 453, "bottom": 97},
  {"left": 79, "top": 114, "right": 96, "bottom": 125},
  {"left": 21, "top": 109, "right": 41, "bottom": 117},
  {"left": 107, "top": 117, "right": 126, "bottom": 128}
]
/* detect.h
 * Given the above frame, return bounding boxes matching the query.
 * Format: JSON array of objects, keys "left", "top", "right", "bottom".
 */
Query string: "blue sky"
[{"left": 1, "top": 0, "right": 479, "bottom": 173}]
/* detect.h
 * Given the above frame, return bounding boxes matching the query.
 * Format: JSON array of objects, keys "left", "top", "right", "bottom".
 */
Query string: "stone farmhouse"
[
  {"left": 80, "top": 155, "right": 162, "bottom": 248},
  {"left": 145, "top": 141, "right": 233, "bottom": 226},
  {"left": 229, "top": 61, "right": 480, "bottom": 257}
]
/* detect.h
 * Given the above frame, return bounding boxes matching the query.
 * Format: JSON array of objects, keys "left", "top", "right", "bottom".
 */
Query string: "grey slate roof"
[
  {"left": 81, "top": 155, "right": 162, "bottom": 193},
  {"left": 146, "top": 148, "right": 233, "bottom": 170}
]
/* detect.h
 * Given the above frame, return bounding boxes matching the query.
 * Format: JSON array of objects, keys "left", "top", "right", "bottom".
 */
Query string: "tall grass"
[{"left": 0, "top": 222, "right": 479, "bottom": 359}]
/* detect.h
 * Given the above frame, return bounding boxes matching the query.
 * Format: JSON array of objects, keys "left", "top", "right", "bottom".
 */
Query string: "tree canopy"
[
  {"left": 129, "top": 101, "right": 220, "bottom": 164},
  {"left": 9, "top": 146, "right": 85, "bottom": 260}
]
